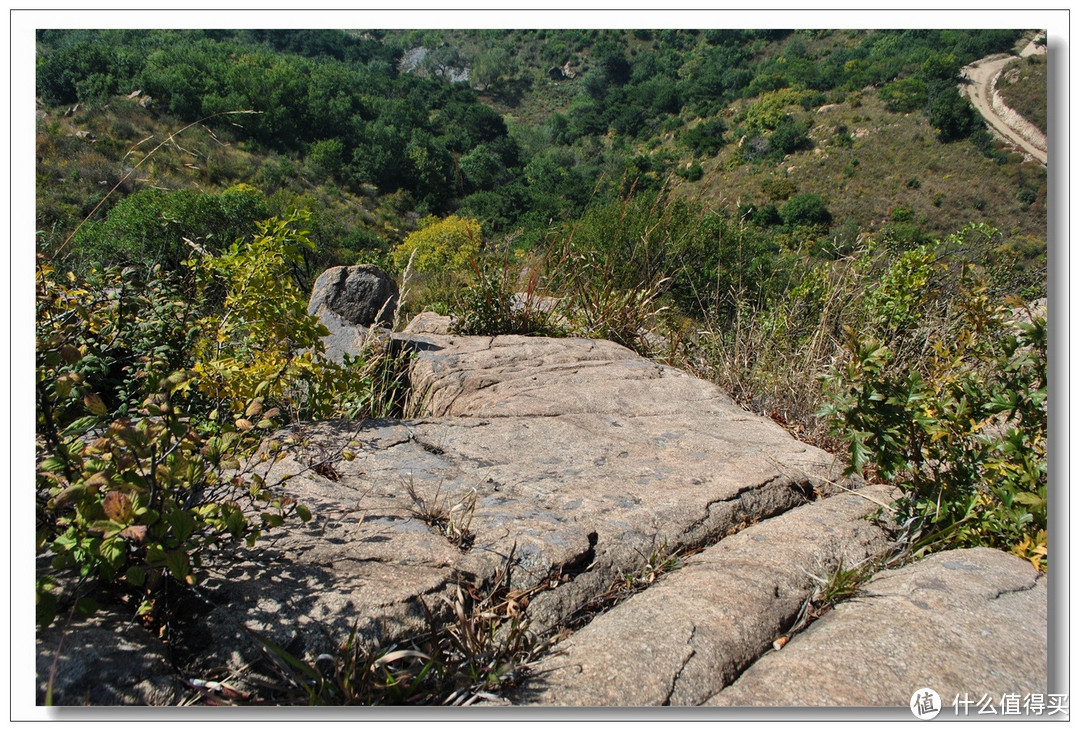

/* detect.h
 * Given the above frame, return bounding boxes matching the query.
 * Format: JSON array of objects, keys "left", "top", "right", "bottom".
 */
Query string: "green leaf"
[
  {"left": 75, "top": 596, "right": 99, "bottom": 616},
  {"left": 83, "top": 393, "right": 108, "bottom": 416},
  {"left": 164, "top": 549, "right": 193, "bottom": 584},
  {"left": 125, "top": 565, "right": 147, "bottom": 587},
  {"left": 166, "top": 509, "right": 197, "bottom": 542},
  {"left": 36, "top": 584, "right": 58, "bottom": 628}
]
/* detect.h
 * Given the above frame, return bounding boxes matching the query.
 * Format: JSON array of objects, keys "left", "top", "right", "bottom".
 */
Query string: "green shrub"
[
  {"left": 450, "top": 255, "right": 562, "bottom": 337},
  {"left": 768, "top": 115, "right": 812, "bottom": 157},
  {"left": 391, "top": 215, "right": 483, "bottom": 274},
  {"left": 781, "top": 193, "right": 832, "bottom": 230},
  {"left": 678, "top": 117, "right": 727, "bottom": 156},
  {"left": 761, "top": 176, "right": 797, "bottom": 202},
  {"left": 35, "top": 259, "right": 309, "bottom": 627},
  {"left": 878, "top": 77, "right": 928, "bottom": 113},
  {"left": 37, "top": 212, "right": 408, "bottom": 627},
  {"left": 820, "top": 240, "right": 1047, "bottom": 568}
]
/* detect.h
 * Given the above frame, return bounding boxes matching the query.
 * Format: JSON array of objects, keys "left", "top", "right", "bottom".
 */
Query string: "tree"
[
  {"left": 307, "top": 139, "right": 346, "bottom": 182},
  {"left": 769, "top": 115, "right": 812, "bottom": 156},
  {"left": 927, "top": 80, "right": 980, "bottom": 142},
  {"left": 471, "top": 47, "right": 518, "bottom": 93},
  {"left": 458, "top": 144, "right": 505, "bottom": 192},
  {"left": 879, "top": 77, "right": 929, "bottom": 113}
]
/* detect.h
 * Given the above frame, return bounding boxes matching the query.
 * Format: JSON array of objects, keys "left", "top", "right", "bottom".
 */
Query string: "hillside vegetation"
[
  {"left": 35, "top": 27, "right": 1048, "bottom": 702},
  {"left": 996, "top": 53, "right": 1048, "bottom": 134}
]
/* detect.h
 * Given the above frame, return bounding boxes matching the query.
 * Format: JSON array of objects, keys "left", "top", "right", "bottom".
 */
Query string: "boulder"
[
  {"left": 182, "top": 326, "right": 854, "bottom": 677},
  {"left": 308, "top": 265, "right": 398, "bottom": 329},
  {"left": 308, "top": 265, "right": 399, "bottom": 362}
]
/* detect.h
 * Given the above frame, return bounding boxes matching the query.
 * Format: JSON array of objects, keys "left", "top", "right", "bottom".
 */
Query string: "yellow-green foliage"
[
  {"left": 35, "top": 259, "right": 311, "bottom": 628},
  {"left": 190, "top": 214, "right": 328, "bottom": 420},
  {"left": 36, "top": 212, "right": 410, "bottom": 627},
  {"left": 742, "top": 88, "right": 805, "bottom": 132},
  {"left": 819, "top": 226, "right": 1047, "bottom": 568},
  {"left": 392, "top": 215, "right": 482, "bottom": 274}
]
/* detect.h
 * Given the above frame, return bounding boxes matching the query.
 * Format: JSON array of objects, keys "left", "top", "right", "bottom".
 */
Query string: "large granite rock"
[
  {"left": 184, "top": 326, "right": 853, "bottom": 675},
  {"left": 506, "top": 484, "right": 900, "bottom": 706},
  {"left": 308, "top": 264, "right": 398, "bottom": 328}
]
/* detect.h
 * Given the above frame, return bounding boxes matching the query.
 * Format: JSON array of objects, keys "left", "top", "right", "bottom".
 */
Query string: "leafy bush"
[
  {"left": 768, "top": 115, "right": 813, "bottom": 157},
  {"left": 761, "top": 176, "right": 797, "bottom": 202},
  {"left": 820, "top": 292, "right": 1046, "bottom": 567},
  {"left": 678, "top": 117, "right": 727, "bottom": 156},
  {"left": 878, "top": 77, "right": 928, "bottom": 113},
  {"left": 781, "top": 193, "right": 832, "bottom": 230},
  {"left": 449, "top": 255, "right": 562, "bottom": 337},
  {"left": 35, "top": 260, "right": 308, "bottom": 627},
  {"left": 808, "top": 225, "right": 1048, "bottom": 567},
  {"left": 66, "top": 185, "right": 272, "bottom": 273},
  {"left": 391, "top": 215, "right": 482, "bottom": 274},
  {"left": 37, "top": 212, "right": 409, "bottom": 627}
]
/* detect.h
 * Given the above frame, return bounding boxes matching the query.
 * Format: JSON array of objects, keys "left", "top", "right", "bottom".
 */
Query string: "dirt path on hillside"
[{"left": 959, "top": 32, "right": 1047, "bottom": 165}]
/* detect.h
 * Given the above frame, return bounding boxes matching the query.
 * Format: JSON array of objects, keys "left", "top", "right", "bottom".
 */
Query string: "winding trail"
[{"left": 959, "top": 33, "right": 1048, "bottom": 165}]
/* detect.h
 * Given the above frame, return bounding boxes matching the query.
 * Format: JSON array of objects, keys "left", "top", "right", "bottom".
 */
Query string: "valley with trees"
[{"left": 33, "top": 26, "right": 1049, "bottom": 706}]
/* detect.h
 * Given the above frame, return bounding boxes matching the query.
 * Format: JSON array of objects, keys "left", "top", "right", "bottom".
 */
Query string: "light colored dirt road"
[{"left": 959, "top": 33, "right": 1048, "bottom": 165}]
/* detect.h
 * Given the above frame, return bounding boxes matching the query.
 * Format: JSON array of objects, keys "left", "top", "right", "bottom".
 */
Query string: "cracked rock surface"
[
  {"left": 175, "top": 324, "right": 853, "bottom": 677},
  {"left": 38, "top": 313, "right": 1048, "bottom": 707},
  {"left": 707, "top": 547, "right": 1047, "bottom": 707},
  {"left": 505, "top": 484, "right": 898, "bottom": 706}
]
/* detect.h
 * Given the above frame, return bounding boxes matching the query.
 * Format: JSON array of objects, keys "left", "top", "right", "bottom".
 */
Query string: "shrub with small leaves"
[
  {"left": 37, "top": 212, "right": 410, "bottom": 627},
  {"left": 391, "top": 215, "right": 482, "bottom": 274},
  {"left": 450, "top": 256, "right": 563, "bottom": 337},
  {"left": 35, "top": 260, "right": 311, "bottom": 627},
  {"left": 820, "top": 280, "right": 1047, "bottom": 569}
]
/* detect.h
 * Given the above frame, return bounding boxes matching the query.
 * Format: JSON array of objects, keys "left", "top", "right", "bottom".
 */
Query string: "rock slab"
[
  {"left": 36, "top": 602, "right": 187, "bottom": 706},
  {"left": 185, "top": 327, "right": 853, "bottom": 675},
  {"left": 508, "top": 484, "right": 899, "bottom": 706},
  {"left": 707, "top": 547, "right": 1047, "bottom": 707}
]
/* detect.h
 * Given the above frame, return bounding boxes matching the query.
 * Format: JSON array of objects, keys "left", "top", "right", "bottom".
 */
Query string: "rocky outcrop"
[
  {"left": 184, "top": 327, "right": 851, "bottom": 672},
  {"left": 36, "top": 306, "right": 1050, "bottom": 707},
  {"left": 507, "top": 484, "right": 899, "bottom": 706}
]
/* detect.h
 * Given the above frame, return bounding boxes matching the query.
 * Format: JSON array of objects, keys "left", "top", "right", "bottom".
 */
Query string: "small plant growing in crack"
[
  {"left": 404, "top": 476, "right": 478, "bottom": 551},
  {"left": 566, "top": 540, "right": 696, "bottom": 631},
  {"left": 771, "top": 558, "right": 876, "bottom": 650},
  {"left": 625, "top": 540, "right": 685, "bottom": 589}
]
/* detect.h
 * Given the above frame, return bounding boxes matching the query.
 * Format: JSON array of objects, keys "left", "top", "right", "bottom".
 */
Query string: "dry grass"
[
  {"left": 996, "top": 54, "right": 1047, "bottom": 134},
  {"left": 684, "top": 92, "right": 1047, "bottom": 246}
]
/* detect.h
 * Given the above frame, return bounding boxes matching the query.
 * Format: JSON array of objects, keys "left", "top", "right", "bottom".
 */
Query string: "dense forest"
[{"left": 35, "top": 27, "right": 1048, "bottom": 682}]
